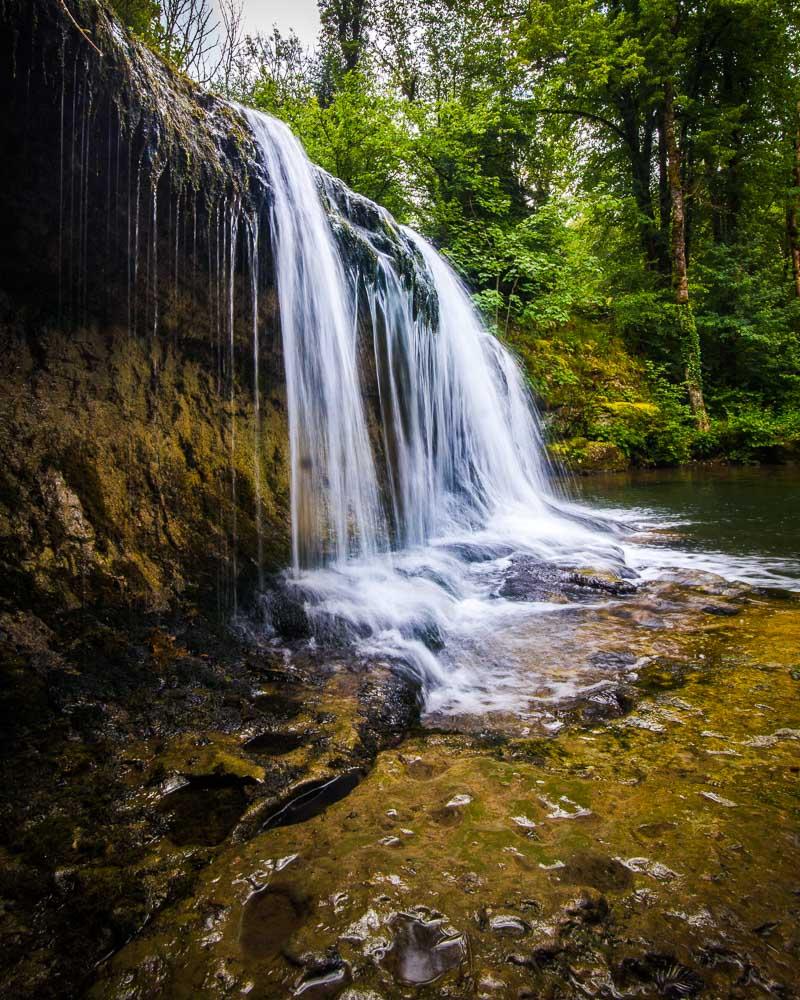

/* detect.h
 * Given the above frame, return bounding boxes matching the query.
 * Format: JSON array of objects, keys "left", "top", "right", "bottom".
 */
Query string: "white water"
[
  {"left": 244, "top": 109, "right": 799, "bottom": 720},
  {"left": 246, "top": 111, "right": 384, "bottom": 571}
]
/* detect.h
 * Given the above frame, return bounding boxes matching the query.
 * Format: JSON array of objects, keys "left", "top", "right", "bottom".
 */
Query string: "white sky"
[{"left": 238, "top": 0, "right": 321, "bottom": 48}]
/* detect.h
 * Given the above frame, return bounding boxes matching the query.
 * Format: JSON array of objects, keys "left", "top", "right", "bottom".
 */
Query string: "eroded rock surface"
[{"left": 76, "top": 592, "right": 800, "bottom": 1000}]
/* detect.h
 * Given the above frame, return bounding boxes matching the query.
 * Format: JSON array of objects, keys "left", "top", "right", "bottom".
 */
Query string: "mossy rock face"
[
  {"left": 506, "top": 320, "right": 700, "bottom": 468},
  {"left": 0, "top": 0, "right": 437, "bottom": 615},
  {"left": 0, "top": 0, "right": 294, "bottom": 614},
  {"left": 0, "top": 321, "right": 291, "bottom": 613},
  {"left": 549, "top": 438, "right": 629, "bottom": 472}
]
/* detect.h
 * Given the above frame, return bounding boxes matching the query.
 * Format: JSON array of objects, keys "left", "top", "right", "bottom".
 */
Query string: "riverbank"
[{"left": 507, "top": 320, "right": 800, "bottom": 472}]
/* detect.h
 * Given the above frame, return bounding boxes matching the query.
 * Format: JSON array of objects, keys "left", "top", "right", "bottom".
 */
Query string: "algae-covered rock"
[
  {"left": 0, "top": 0, "right": 292, "bottom": 613},
  {"left": 88, "top": 593, "right": 800, "bottom": 1000},
  {"left": 549, "top": 438, "right": 629, "bottom": 472}
]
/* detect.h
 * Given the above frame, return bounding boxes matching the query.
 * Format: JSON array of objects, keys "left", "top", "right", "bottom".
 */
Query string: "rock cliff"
[{"left": 0, "top": 0, "right": 291, "bottom": 616}]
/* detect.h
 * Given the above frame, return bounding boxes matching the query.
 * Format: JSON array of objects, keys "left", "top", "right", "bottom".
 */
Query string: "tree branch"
[
  {"left": 59, "top": 0, "right": 102, "bottom": 57},
  {"left": 525, "top": 105, "right": 626, "bottom": 140}
]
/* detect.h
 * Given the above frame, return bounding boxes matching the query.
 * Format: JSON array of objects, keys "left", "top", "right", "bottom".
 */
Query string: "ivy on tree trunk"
[
  {"left": 790, "top": 101, "right": 800, "bottom": 301},
  {"left": 664, "top": 77, "right": 709, "bottom": 433}
]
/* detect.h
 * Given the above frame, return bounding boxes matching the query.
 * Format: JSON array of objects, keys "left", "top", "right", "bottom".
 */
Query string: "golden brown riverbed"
[{"left": 91, "top": 585, "right": 800, "bottom": 998}]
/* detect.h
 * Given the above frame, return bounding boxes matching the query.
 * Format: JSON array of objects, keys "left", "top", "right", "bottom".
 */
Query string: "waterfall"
[
  {"left": 244, "top": 108, "right": 625, "bottom": 714},
  {"left": 245, "top": 111, "right": 384, "bottom": 572},
  {"left": 246, "top": 109, "right": 560, "bottom": 565}
]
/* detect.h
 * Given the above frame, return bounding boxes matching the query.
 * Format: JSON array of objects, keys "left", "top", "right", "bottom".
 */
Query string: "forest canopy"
[{"left": 112, "top": 0, "right": 800, "bottom": 467}]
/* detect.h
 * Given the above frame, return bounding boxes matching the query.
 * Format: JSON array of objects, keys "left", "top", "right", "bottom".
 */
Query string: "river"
[{"left": 577, "top": 464, "right": 800, "bottom": 583}]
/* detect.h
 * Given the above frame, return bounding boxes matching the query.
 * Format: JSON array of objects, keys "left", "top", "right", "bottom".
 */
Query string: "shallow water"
[
  {"left": 577, "top": 465, "right": 800, "bottom": 582},
  {"left": 95, "top": 588, "right": 800, "bottom": 999},
  {"left": 266, "top": 467, "right": 799, "bottom": 727}
]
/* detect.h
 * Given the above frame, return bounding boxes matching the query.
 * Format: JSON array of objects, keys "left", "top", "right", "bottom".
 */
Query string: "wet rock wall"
[{"left": 0, "top": 0, "right": 291, "bottom": 615}]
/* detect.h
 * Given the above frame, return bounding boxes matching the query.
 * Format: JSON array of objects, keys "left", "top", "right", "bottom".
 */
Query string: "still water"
[{"left": 575, "top": 464, "right": 800, "bottom": 585}]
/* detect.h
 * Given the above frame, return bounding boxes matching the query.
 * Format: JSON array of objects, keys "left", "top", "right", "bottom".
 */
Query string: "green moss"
[
  {"left": 549, "top": 438, "right": 628, "bottom": 472},
  {"left": 505, "top": 319, "right": 702, "bottom": 468},
  {"left": 0, "top": 324, "right": 290, "bottom": 614}
]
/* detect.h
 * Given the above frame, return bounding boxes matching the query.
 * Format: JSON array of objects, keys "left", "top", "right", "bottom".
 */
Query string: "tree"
[
  {"left": 316, "top": 0, "right": 372, "bottom": 102},
  {"left": 110, "top": 0, "right": 161, "bottom": 40},
  {"left": 664, "top": 73, "right": 708, "bottom": 429},
  {"left": 789, "top": 100, "right": 800, "bottom": 300}
]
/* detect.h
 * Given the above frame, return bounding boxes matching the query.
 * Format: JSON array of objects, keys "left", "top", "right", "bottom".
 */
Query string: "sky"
[{"left": 238, "top": 0, "right": 321, "bottom": 48}]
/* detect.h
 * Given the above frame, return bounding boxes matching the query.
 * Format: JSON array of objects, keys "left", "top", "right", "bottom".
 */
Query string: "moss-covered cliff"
[
  {"left": 0, "top": 0, "right": 291, "bottom": 615},
  {"left": 508, "top": 319, "right": 800, "bottom": 472}
]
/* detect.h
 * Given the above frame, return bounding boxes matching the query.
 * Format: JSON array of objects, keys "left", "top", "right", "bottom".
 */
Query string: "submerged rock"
[
  {"left": 240, "top": 882, "right": 312, "bottom": 960},
  {"left": 618, "top": 953, "right": 705, "bottom": 998},
  {"left": 498, "top": 555, "right": 636, "bottom": 603},
  {"left": 381, "top": 912, "right": 468, "bottom": 985},
  {"left": 157, "top": 775, "right": 251, "bottom": 846},
  {"left": 294, "top": 963, "right": 352, "bottom": 997},
  {"left": 263, "top": 771, "right": 363, "bottom": 830},
  {"left": 560, "top": 851, "right": 634, "bottom": 892},
  {"left": 244, "top": 730, "right": 309, "bottom": 755}
]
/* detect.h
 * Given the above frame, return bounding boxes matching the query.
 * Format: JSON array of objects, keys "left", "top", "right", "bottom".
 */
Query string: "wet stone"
[
  {"left": 701, "top": 601, "right": 740, "bottom": 617},
  {"left": 403, "top": 756, "right": 448, "bottom": 781},
  {"left": 508, "top": 943, "right": 563, "bottom": 970},
  {"left": 263, "top": 770, "right": 362, "bottom": 830},
  {"left": 488, "top": 914, "right": 529, "bottom": 937},
  {"left": 617, "top": 953, "right": 705, "bottom": 998},
  {"left": 293, "top": 962, "right": 352, "bottom": 997},
  {"left": 588, "top": 650, "right": 638, "bottom": 669},
  {"left": 381, "top": 912, "right": 468, "bottom": 985},
  {"left": 430, "top": 793, "right": 472, "bottom": 826},
  {"left": 158, "top": 776, "right": 250, "bottom": 847},
  {"left": 263, "top": 590, "right": 312, "bottom": 640},
  {"left": 253, "top": 692, "right": 304, "bottom": 720},
  {"left": 563, "top": 891, "right": 610, "bottom": 925},
  {"left": 244, "top": 731, "right": 309, "bottom": 756},
  {"left": 498, "top": 560, "right": 565, "bottom": 602},
  {"left": 240, "top": 883, "right": 311, "bottom": 961},
  {"left": 637, "top": 658, "right": 696, "bottom": 693},
  {"left": 558, "top": 685, "right": 634, "bottom": 724},
  {"left": 560, "top": 851, "right": 635, "bottom": 892},
  {"left": 498, "top": 556, "right": 636, "bottom": 603}
]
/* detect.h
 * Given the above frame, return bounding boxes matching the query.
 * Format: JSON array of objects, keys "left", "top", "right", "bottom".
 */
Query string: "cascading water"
[
  {"left": 242, "top": 107, "right": 626, "bottom": 716},
  {"left": 245, "top": 111, "right": 384, "bottom": 571},
  {"left": 243, "top": 108, "right": 799, "bottom": 722},
  {"left": 245, "top": 109, "right": 579, "bottom": 561}
]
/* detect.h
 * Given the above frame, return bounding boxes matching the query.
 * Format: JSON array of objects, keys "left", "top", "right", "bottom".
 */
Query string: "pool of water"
[
  {"left": 575, "top": 464, "right": 800, "bottom": 585},
  {"left": 268, "top": 466, "right": 800, "bottom": 727}
]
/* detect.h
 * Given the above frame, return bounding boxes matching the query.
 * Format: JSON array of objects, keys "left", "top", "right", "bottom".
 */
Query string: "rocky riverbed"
[{"left": 2, "top": 571, "right": 798, "bottom": 998}]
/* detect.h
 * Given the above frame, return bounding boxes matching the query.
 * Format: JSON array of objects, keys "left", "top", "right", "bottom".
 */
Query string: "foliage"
[
  {"left": 109, "top": 0, "right": 161, "bottom": 41},
  {"left": 251, "top": 71, "right": 412, "bottom": 218},
  {"left": 111, "top": 0, "right": 800, "bottom": 468}
]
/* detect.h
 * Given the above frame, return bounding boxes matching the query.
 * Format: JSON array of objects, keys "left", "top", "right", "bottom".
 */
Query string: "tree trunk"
[
  {"left": 619, "top": 96, "right": 669, "bottom": 274},
  {"left": 657, "top": 104, "right": 671, "bottom": 265},
  {"left": 664, "top": 78, "right": 710, "bottom": 432},
  {"left": 790, "top": 101, "right": 800, "bottom": 300}
]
